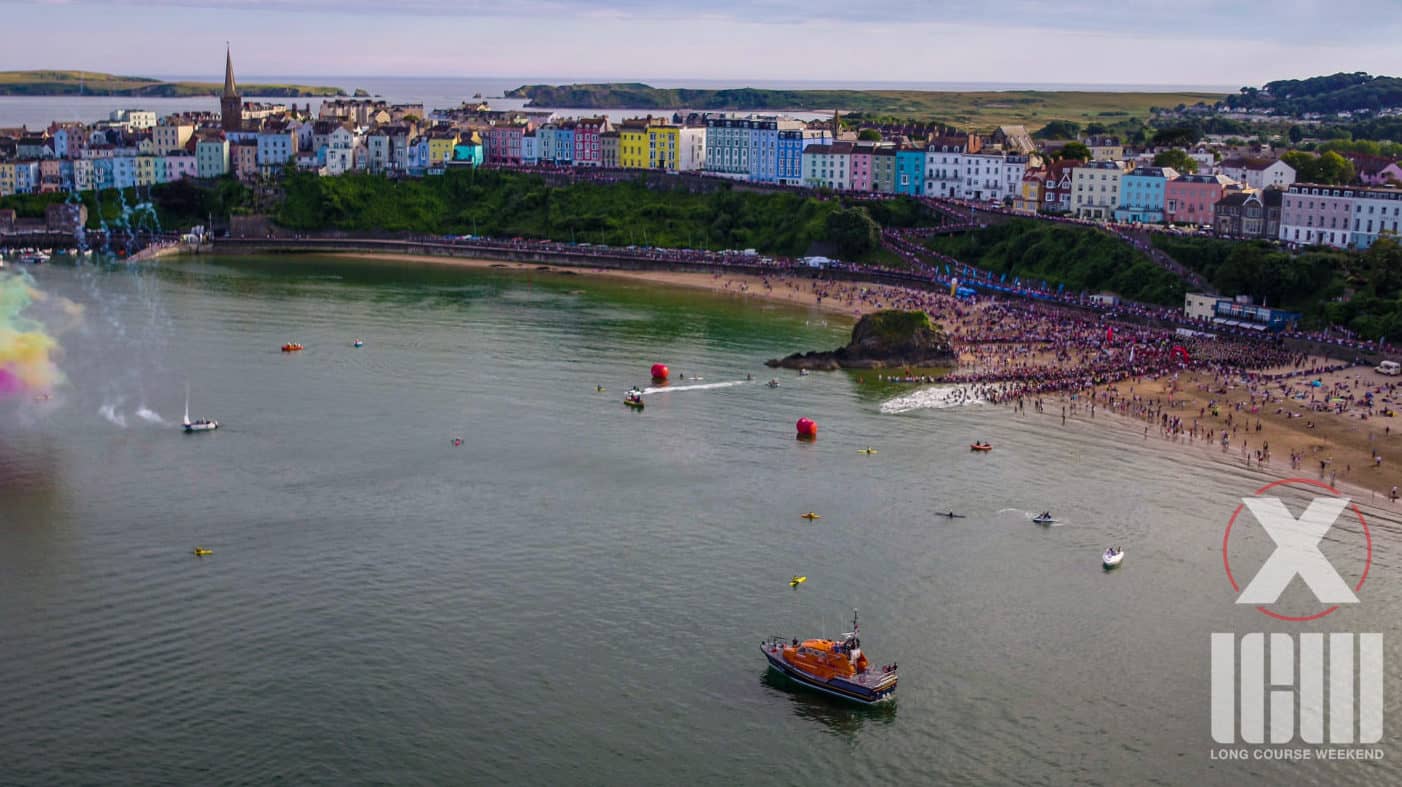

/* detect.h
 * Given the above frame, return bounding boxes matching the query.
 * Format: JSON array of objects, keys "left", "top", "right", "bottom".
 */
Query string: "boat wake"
[
  {"left": 642, "top": 380, "right": 748, "bottom": 395},
  {"left": 880, "top": 385, "right": 986, "bottom": 414}
]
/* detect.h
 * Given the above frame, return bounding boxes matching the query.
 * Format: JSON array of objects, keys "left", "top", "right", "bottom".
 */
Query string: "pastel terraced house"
[{"left": 1164, "top": 173, "right": 1233, "bottom": 226}]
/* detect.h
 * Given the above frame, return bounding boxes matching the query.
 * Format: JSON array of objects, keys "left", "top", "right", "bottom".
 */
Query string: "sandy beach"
[{"left": 311, "top": 250, "right": 1400, "bottom": 499}]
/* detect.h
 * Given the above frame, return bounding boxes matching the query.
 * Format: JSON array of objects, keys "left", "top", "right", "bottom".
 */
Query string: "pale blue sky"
[{"left": 2, "top": 0, "right": 1399, "bottom": 85}]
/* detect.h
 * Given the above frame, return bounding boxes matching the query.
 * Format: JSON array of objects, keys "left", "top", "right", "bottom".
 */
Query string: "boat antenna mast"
[{"left": 852, "top": 608, "right": 858, "bottom": 634}]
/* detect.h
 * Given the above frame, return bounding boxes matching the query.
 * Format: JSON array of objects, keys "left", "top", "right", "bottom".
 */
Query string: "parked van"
[{"left": 1377, "top": 361, "right": 1401, "bottom": 376}]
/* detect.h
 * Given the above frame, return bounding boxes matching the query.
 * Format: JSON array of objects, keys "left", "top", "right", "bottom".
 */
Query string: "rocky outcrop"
[{"left": 765, "top": 310, "right": 955, "bottom": 370}]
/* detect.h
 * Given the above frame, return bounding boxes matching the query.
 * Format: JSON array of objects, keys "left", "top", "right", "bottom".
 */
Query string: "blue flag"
[
  {"left": 944, "top": 265, "right": 950, "bottom": 275},
  {"left": 1000, "top": 273, "right": 1006, "bottom": 283}
]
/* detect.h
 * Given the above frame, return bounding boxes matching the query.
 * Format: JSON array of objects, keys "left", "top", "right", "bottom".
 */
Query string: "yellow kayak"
[
  {"left": 801, "top": 512, "right": 821, "bottom": 520},
  {"left": 790, "top": 575, "right": 807, "bottom": 588},
  {"left": 193, "top": 548, "right": 213, "bottom": 557},
  {"left": 858, "top": 448, "right": 878, "bottom": 454}
]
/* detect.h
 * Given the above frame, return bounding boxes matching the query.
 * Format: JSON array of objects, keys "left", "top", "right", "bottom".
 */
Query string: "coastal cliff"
[{"left": 766, "top": 310, "right": 954, "bottom": 370}]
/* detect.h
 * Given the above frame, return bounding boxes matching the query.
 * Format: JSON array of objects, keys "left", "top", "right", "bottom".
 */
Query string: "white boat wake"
[
  {"left": 880, "top": 385, "right": 986, "bottom": 414},
  {"left": 642, "top": 380, "right": 748, "bottom": 395}
]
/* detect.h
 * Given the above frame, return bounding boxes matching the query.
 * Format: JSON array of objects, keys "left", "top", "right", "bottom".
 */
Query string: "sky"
[{"left": 2, "top": 0, "right": 1400, "bottom": 87}]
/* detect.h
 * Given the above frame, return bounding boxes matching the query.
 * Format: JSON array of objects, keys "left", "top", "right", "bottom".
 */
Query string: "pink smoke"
[{"left": 0, "top": 366, "right": 22, "bottom": 397}]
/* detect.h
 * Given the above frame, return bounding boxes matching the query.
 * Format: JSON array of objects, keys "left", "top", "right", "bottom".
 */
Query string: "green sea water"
[{"left": 1, "top": 256, "right": 1399, "bottom": 786}]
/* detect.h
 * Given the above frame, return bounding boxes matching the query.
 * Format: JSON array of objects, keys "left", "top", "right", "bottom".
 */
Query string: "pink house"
[
  {"left": 573, "top": 117, "right": 609, "bottom": 167},
  {"left": 38, "top": 159, "right": 62, "bottom": 193},
  {"left": 849, "top": 146, "right": 874, "bottom": 192},
  {"left": 1345, "top": 152, "right": 1402, "bottom": 185},
  {"left": 1164, "top": 173, "right": 1232, "bottom": 226},
  {"left": 486, "top": 125, "right": 526, "bottom": 165},
  {"left": 232, "top": 142, "right": 259, "bottom": 180}
]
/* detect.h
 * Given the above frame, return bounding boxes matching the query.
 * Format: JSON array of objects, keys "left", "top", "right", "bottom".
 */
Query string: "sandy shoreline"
[
  {"left": 330, "top": 252, "right": 872, "bottom": 319},
  {"left": 224, "top": 248, "right": 1402, "bottom": 499}
]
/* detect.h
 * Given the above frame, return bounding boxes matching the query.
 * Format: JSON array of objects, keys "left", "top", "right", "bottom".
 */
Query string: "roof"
[{"left": 1221, "top": 156, "right": 1281, "bottom": 172}]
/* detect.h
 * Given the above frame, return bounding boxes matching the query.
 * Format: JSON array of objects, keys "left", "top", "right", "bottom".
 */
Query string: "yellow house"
[
  {"left": 646, "top": 124, "right": 679, "bottom": 171},
  {"left": 427, "top": 133, "right": 458, "bottom": 166},
  {"left": 0, "top": 162, "right": 15, "bottom": 196},
  {"left": 135, "top": 156, "right": 157, "bottom": 186},
  {"left": 618, "top": 119, "right": 649, "bottom": 169}
]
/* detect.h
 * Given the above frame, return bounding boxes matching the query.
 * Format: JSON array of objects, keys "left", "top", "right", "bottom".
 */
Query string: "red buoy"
[
  {"left": 651, "top": 363, "right": 670, "bottom": 381},
  {"left": 796, "top": 417, "right": 818, "bottom": 440}
]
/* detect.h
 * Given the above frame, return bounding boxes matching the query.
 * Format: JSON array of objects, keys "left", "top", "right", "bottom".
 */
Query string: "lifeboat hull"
[{"left": 760, "top": 645, "right": 896, "bottom": 705}]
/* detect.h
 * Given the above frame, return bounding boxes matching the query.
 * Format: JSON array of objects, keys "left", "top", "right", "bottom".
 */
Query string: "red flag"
[{"left": 1106, "top": 326, "right": 1114, "bottom": 343}]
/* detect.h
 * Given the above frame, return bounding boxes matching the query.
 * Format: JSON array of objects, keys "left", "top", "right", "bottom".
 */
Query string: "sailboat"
[{"left": 182, "top": 384, "right": 219, "bottom": 433}]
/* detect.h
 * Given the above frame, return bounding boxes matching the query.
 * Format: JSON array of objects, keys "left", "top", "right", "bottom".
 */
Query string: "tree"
[
  {"left": 1288, "top": 125, "right": 1304, "bottom": 144},
  {"left": 856, "top": 129, "right": 882, "bottom": 142},
  {"left": 1152, "top": 149, "right": 1199, "bottom": 173},
  {"left": 824, "top": 206, "right": 880, "bottom": 258},
  {"left": 1035, "top": 120, "right": 1082, "bottom": 140},
  {"left": 1152, "top": 125, "right": 1201, "bottom": 147},
  {"left": 1281, "top": 150, "right": 1318, "bottom": 182},
  {"left": 1057, "top": 142, "right": 1091, "bottom": 161},
  {"left": 1315, "top": 151, "right": 1357, "bottom": 185}
]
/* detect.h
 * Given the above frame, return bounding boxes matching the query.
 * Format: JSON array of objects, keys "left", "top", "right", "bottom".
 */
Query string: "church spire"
[{"left": 223, "top": 44, "right": 238, "bottom": 98}]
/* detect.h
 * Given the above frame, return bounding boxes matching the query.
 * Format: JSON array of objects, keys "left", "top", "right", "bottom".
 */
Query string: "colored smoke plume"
[{"left": 0, "top": 272, "right": 70, "bottom": 399}]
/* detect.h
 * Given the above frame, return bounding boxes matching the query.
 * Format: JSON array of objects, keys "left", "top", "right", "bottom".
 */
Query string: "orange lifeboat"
[
  {"left": 281, "top": 343, "right": 304, "bottom": 353},
  {"left": 760, "top": 609, "right": 897, "bottom": 705},
  {"left": 970, "top": 442, "right": 992, "bottom": 452}
]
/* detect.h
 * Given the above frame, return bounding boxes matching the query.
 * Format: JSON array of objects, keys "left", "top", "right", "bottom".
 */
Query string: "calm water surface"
[{"left": 0, "top": 257, "right": 1398, "bottom": 785}]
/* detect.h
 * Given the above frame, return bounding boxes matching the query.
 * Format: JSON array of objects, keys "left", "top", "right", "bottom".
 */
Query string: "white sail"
[{"left": 183, "top": 383, "right": 191, "bottom": 427}]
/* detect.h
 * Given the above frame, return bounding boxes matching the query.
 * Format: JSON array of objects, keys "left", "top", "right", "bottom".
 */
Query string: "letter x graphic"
[{"left": 1237, "top": 496, "right": 1359, "bottom": 606}]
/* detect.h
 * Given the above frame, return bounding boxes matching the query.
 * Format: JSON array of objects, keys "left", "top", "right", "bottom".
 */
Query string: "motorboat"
[
  {"left": 182, "top": 384, "right": 219, "bottom": 433},
  {"left": 970, "top": 443, "right": 992, "bottom": 452},
  {"left": 1103, "top": 547, "right": 1124, "bottom": 568},
  {"left": 761, "top": 610, "right": 897, "bottom": 706},
  {"left": 353, "top": 339, "right": 364, "bottom": 348},
  {"left": 282, "top": 343, "right": 304, "bottom": 352},
  {"left": 624, "top": 389, "right": 645, "bottom": 409},
  {"left": 1032, "top": 513, "right": 1056, "bottom": 525},
  {"left": 798, "top": 369, "right": 810, "bottom": 377},
  {"left": 766, "top": 379, "right": 780, "bottom": 388}
]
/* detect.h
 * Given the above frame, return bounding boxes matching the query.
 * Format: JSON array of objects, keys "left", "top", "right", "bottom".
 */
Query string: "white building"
[
  {"left": 109, "top": 109, "right": 157, "bottom": 130},
  {"left": 678, "top": 126, "right": 706, "bottom": 172},
  {"left": 1071, "top": 160, "right": 1127, "bottom": 220},
  {"left": 1221, "top": 157, "right": 1295, "bottom": 191},
  {"left": 924, "top": 140, "right": 967, "bottom": 197}
]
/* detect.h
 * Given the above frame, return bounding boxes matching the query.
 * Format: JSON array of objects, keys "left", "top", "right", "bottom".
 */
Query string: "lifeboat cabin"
[{"left": 761, "top": 629, "right": 897, "bottom": 705}]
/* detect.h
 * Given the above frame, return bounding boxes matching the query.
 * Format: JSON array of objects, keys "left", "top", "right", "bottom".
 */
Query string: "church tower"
[{"left": 220, "top": 45, "right": 243, "bottom": 132}]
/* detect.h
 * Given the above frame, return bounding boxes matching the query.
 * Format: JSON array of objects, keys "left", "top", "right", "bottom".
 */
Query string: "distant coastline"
[
  {"left": 504, "top": 82, "right": 1226, "bottom": 125},
  {"left": 0, "top": 70, "right": 346, "bottom": 98}
]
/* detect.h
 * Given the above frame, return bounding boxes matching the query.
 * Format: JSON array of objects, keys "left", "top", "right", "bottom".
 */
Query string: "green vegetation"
[
  {"left": 1223, "top": 73, "right": 1402, "bottom": 116},
  {"left": 0, "top": 70, "right": 345, "bottom": 97},
  {"left": 274, "top": 169, "right": 932, "bottom": 260},
  {"left": 1152, "top": 234, "right": 1402, "bottom": 340},
  {"left": 1033, "top": 120, "right": 1082, "bottom": 139},
  {"left": 505, "top": 83, "right": 1223, "bottom": 129},
  {"left": 860, "top": 309, "right": 936, "bottom": 344},
  {"left": 1152, "top": 149, "right": 1199, "bottom": 173},
  {"left": 824, "top": 207, "right": 880, "bottom": 257},
  {"left": 922, "top": 219, "right": 1189, "bottom": 305},
  {"left": 1280, "top": 150, "right": 1356, "bottom": 185},
  {"left": 1055, "top": 142, "right": 1091, "bottom": 161}
]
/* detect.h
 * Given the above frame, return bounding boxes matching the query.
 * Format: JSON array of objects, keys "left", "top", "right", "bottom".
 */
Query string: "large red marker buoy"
[
  {"left": 796, "top": 417, "right": 818, "bottom": 440},
  {"left": 651, "top": 363, "right": 670, "bottom": 381}
]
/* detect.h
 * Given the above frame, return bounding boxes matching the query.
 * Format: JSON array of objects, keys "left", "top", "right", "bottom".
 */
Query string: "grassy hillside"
[
  {"left": 506, "top": 83, "right": 1225, "bottom": 129},
  {"left": 923, "top": 219, "right": 1189, "bottom": 305},
  {"left": 274, "top": 169, "right": 934, "bottom": 260},
  {"left": 0, "top": 70, "right": 345, "bottom": 97}
]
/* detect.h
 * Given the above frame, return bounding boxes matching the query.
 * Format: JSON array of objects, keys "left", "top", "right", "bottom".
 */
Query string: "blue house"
[
  {"left": 895, "top": 147, "right": 926, "bottom": 196},
  {"left": 1114, "top": 166, "right": 1177, "bottom": 224},
  {"left": 776, "top": 129, "right": 828, "bottom": 186}
]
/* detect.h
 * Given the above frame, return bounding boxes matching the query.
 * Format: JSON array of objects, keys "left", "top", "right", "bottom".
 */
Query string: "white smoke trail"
[
  {"left": 135, "top": 407, "right": 165, "bottom": 425},
  {"left": 98, "top": 402, "right": 127, "bottom": 427}
]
